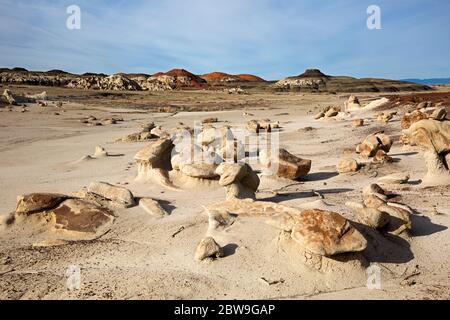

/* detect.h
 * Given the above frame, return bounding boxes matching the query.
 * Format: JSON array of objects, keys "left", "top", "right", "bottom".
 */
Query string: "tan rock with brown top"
[
  {"left": 337, "top": 158, "right": 359, "bottom": 173},
  {"left": 291, "top": 209, "right": 367, "bottom": 256}
]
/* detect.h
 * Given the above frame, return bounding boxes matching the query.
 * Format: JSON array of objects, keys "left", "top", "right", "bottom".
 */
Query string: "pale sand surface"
[{"left": 0, "top": 86, "right": 449, "bottom": 300}]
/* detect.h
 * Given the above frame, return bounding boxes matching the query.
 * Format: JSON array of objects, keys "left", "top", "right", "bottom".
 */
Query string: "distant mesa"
[
  {"left": 274, "top": 68, "right": 431, "bottom": 93},
  {"left": 11, "top": 67, "right": 28, "bottom": 72}
]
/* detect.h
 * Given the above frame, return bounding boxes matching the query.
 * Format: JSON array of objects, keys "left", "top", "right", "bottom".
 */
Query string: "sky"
[{"left": 0, "top": 0, "right": 449, "bottom": 80}]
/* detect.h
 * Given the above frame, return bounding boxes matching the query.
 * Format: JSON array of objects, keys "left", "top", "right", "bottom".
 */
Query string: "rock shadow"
[
  {"left": 410, "top": 214, "right": 448, "bottom": 237},
  {"left": 303, "top": 172, "right": 339, "bottom": 182},
  {"left": 222, "top": 243, "right": 239, "bottom": 257}
]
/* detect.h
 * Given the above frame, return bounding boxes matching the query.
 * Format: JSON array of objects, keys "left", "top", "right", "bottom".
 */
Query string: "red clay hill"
[{"left": 200, "top": 72, "right": 265, "bottom": 84}]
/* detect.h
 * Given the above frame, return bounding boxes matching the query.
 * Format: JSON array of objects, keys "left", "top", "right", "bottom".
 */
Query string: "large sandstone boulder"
[
  {"left": 401, "top": 119, "right": 450, "bottom": 185},
  {"left": 14, "top": 195, "right": 115, "bottom": 239},
  {"left": 291, "top": 209, "right": 367, "bottom": 256},
  {"left": 87, "top": 182, "right": 136, "bottom": 208},
  {"left": 260, "top": 148, "right": 311, "bottom": 180}
]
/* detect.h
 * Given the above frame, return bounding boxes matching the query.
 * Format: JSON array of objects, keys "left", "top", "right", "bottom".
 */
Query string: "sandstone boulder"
[
  {"left": 401, "top": 110, "right": 428, "bottom": 129},
  {"left": 352, "top": 119, "right": 364, "bottom": 127},
  {"left": 291, "top": 209, "right": 367, "bottom": 256},
  {"left": 356, "top": 132, "right": 392, "bottom": 159},
  {"left": 337, "top": 158, "right": 359, "bottom": 174},
  {"left": 260, "top": 148, "right": 311, "bottom": 180},
  {"left": 215, "top": 162, "right": 260, "bottom": 200},
  {"left": 139, "top": 198, "right": 168, "bottom": 217},
  {"left": 87, "top": 182, "right": 136, "bottom": 208},
  {"left": 16, "top": 193, "right": 69, "bottom": 215},
  {"left": 180, "top": 163, "right": 219, "bottom": 179}
]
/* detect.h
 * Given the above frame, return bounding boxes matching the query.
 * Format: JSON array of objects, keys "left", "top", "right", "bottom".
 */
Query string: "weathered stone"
[
  {"left": 194, "top": 237, "right": 224, "bottom": 261},
  {"left": 139, "top": 198, "right": 168, "bottom": 217},
  {"left": 180, "top": 163, "right": 219, "bottom": 179},
  {"left": 372, "top": 150, "right": 393, "bottom": 164},
  {"left": 352, "top": 119, "right": 364, "bottom": 127},
  {"left": 378, "top": 204, "right": 412, "bottom": 235},
  {"left": 291, "top": 209, "right": 367, "bottom": 256},
  {"left": 430, "top": 107, "right": 447, "bottom": 121},
  {"left": 16, "top": 193, "right": 69, "bottom": 215},
  {"left": 337, "top": 158, "right": 359, "bottom": 174},
  {"left": 377, "top": 173, "right": 410, "bottom": 185},
  {"left": 93, "top": 146, "right": 108, "bottom": 158},
  {"left": 357, "top": 132, "right": 393, "bottom": 159},
  {"left": 260, "top": 148, "right": 311, "bottom": 180},
  {"left": 401, "top": 110, "right": 428, "bottom": 129},
  {"left": 51, "top": 199, "right": 114, "bottom": 234},
  {"left": 87, "top": 182, "right": 136, "bottom": 208},
  {"left": 346, "top": 202, "right": 390, "bottom": 229},
  {"left": 215, "top": 163, "right": 260, "bottom": 200}
]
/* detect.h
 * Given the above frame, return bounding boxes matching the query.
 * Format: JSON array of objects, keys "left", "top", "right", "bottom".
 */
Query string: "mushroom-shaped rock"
[
  {"left": 260, "top": 148, "right": 311, "bottom": 180},
  {"left": 16, "top": 193, "right": 69, "bottom": 215},
  {"left": 291, "top": 209, "right": 367, "bottom": 256},
  {"left": 401, "top": 119, "right": 450, "bottom": 186},
  {"left": 87, "top": 182, "right": 136, "bottom": 208},
  {"left": 215, "top": 162, "right": 260, "bottom": 200},
  {"left": 134, "top": 139, "right": 177, "bottom": 189},
  {"left": 195, "top": 237, "right": 224, "bottom": 261}
]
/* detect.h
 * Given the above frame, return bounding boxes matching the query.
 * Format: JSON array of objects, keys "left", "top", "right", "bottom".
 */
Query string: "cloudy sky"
[{"left": 0, "top": 0, "right": 449, "bottom": 80}]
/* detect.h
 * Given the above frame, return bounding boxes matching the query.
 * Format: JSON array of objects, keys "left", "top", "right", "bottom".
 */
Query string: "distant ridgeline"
[
  {"left": 0, "top": 66, "right": 433, "bottom": 93},
  {"left": 401, "top": 78, "right": 450, "bottom": 85}
]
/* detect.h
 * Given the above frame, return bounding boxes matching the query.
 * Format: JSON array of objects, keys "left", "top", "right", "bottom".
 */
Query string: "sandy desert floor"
[{"left": 0, "top": 85, "right": 449, "bottom": 300}]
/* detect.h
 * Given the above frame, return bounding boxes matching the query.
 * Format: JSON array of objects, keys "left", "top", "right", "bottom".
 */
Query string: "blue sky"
[{"left": 0, "top": 0, "right": 449, "bottom": 80}]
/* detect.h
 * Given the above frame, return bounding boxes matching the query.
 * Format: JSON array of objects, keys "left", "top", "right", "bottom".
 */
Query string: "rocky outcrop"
[{"left": 67, "top": 74, "right": 141, "bottom": 91}]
